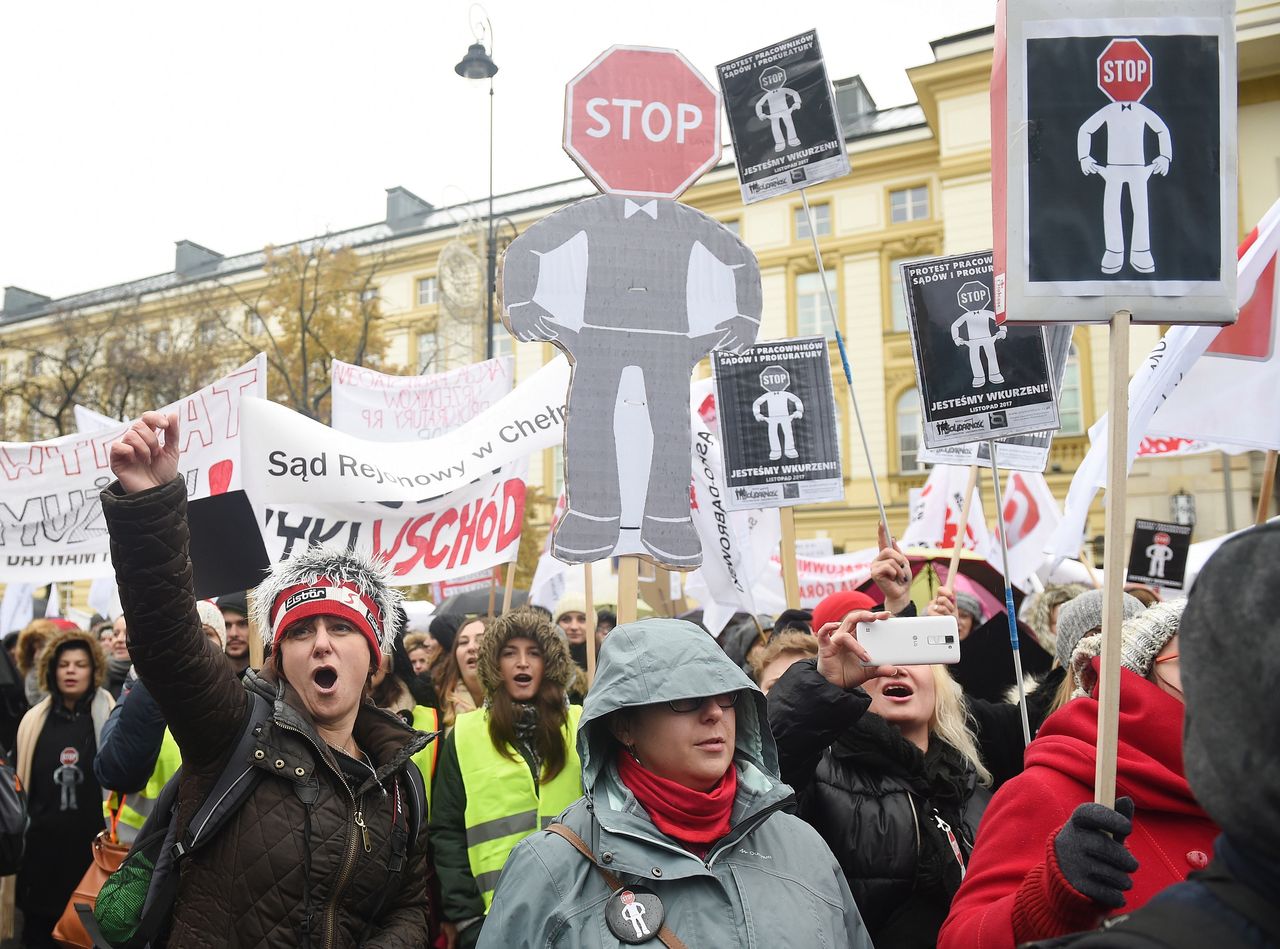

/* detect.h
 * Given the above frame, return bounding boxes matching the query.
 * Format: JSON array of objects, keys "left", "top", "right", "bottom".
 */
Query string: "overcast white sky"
[{"left": 0, "top": 1, "right": 994, "bottom": 301}]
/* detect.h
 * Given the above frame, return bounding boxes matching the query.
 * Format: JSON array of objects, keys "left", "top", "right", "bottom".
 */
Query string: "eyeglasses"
[
  {"left": 667, "top": 693, "right": 740, "bottom": 714},
  {"left": 1154, "top": 653, "right": 1179, "bottom": 663}
]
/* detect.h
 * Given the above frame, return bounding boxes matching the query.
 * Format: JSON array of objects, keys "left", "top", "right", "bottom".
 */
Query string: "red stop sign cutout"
[
  {"left": 564, "top": 45, "right": 721, "bottom": 199},
  {"left": 1154, "top": 532, "right": 1172, "bottom": 546},
  {"left": 1097, "top": 38, "right": 1153, "bottom": 103}
]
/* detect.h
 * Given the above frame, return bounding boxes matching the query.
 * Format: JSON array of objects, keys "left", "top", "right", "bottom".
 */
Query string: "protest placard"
[
  {"left": 712, "top": 337, "right": 843, "bottom": 511},
  {"left": 903, "top": 251, "right": 1060, "bottom": 449},
  {"left": 1126, "top": 519, "right": 1192, "bottom": 590},
  {"left": 717, "top": 30, "right": 849, "bottom": 204}
]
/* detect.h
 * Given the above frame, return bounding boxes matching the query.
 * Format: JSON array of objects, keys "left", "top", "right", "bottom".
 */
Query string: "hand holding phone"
[
  {"left": 815, "top": 610, "right": 897, "bottom": 691},
  {"left": 855, "top": 615, "right": 961, "bottom": 667}
]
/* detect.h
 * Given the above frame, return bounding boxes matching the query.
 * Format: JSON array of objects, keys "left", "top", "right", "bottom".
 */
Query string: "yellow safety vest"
[
  {"left": 409, "top": 705, "right": 440, "bottom": 820},
  {"left": 104, "top": 728, "right": 183, "bottom": 846},
  {"left": 454, "top": 705, "right": 583, "bottom": 911}
]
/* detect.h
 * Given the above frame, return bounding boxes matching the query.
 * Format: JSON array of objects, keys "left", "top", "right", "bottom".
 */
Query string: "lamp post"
[{"left": 455, "top": 12, "right": 499, "bottom": 360}]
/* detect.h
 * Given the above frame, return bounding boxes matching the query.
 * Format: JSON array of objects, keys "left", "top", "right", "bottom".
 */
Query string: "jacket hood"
[
  {"left": 476, "top": 607, "right": 576, "bottom": 698},
  {"left": 578, "top": 618, "right": 779, "bottom": 791},
  {"left": 37, "top": 627, "right": 108, "bottom": 695},
  {"left": 1027, "top": 666, "right": 1202, "bottom": 815}
]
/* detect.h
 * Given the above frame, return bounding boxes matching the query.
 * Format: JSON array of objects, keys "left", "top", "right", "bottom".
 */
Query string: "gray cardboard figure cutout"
[{"left": 501, "top": 194, "right": 762, "bottom": 568}]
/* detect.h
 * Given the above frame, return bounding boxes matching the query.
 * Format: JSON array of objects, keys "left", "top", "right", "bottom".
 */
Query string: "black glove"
[{"left": 1052, "top": 796, "right": 1139, "bottom": 908}]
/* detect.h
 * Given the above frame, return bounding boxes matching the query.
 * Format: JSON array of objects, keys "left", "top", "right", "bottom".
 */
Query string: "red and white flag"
[
  {"left": 999, "top": 470, "right": 1061, "bottom": 590},
  {"left": 901, "top": 465, "right": 993, "bottom": 561},
  {"left": 1148, "top": 200, "right": 1280, "bottom": 449}
]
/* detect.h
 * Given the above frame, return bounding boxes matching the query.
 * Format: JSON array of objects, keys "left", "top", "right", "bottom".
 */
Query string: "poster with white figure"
[
  {"left": 902, "top": 252, "right": 1060, "bottom": 449},
  {"left": 991, "top": 0, "right": 1236, "bottom": 325},
  {"left": 1126, "top": 519, "right": 1191, "bottom": 589},
  {"left": 711, "top": 337, "right": 843, "bottom": 511},
  {"left": 717, "top": 31, "right": 850, "bottom": 204},
  {"left": 500, "top": 194, "right": 762, "bottom": 569}
]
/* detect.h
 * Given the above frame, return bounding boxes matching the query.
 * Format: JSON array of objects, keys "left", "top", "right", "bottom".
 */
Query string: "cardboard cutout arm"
[
  {"left": 752, "top": 392, "right": 769, "bottom": 421},
  {"left": 1144, "top": 107, "right": 1173, "bottom": 172},
  {"left": 502, "top": 211, "right": 591, "bottom": 342},
  {"left": 1077, "top": 108, "right": 1107, "bottom": 174},
  {"left": 685, "top": 208, "right": 763, "bottom": 354}
]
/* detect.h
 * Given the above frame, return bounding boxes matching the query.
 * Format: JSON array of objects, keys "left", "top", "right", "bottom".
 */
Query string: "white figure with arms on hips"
[
  {"left": 621, "top": 893, "right": 650, "bottom": 939},
  {"left": 950, "top": 283, "right": 1006, "bottom": 388},
  {"left": 755, "top": 65, "right": 801, "bottom": 153},
  {"left": 1077, "top": 45, "right": 1172, "bottom": 275},
  {"left": 1146, "top": 532, "right": 1174, "bottom": 578},
  {"left": 752, "top": 365, "right": 804, "bottom": 460}
]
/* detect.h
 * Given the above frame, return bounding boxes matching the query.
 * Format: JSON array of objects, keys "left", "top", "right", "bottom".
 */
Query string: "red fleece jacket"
[{"left": 937, "top": 664, "right": 1218, "bottom": 949}]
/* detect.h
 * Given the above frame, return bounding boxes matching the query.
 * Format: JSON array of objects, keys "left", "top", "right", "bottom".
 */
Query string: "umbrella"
[
  {"left": 856, "top": 547, "right": 1023, "bottom": 620},
  {"left": 436, "top": 588, "right": 529, "bottom": 617}
]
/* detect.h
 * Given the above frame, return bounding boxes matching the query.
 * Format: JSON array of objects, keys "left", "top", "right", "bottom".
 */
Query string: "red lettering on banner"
[
  {"left": 208, "top": 365, "right": 261, "bottom": 438},
  {"left": 425, "top": 510, "right": 456, "bottom": 570},
  {"left": 497, "top": 480, "right": 526, "bottom": 550},
  {"left": 0, "top": 446, "right": 45, "bottom": 481},
  {"left": 450, "top": 503, "right": 480, "bottom": 569}
]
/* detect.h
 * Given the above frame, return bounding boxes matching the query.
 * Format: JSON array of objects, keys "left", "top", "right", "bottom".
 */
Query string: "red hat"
[
  {"left": 268, "top": 578, "right": 384, "bottom": 659},
  {"left": 811, "top": 591, "right": 876, "bottom": 633}
]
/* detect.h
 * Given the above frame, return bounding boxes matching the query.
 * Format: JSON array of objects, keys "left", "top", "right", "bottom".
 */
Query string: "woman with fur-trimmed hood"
[
  {"left": 429, "top": 607, "right": 583, "bottom": 949},
  {"left": 100, "top": 410, "right": 436, "bottom": 948},
  {"left": 2, "top": 627, "right": 114, "bottom": 945}
]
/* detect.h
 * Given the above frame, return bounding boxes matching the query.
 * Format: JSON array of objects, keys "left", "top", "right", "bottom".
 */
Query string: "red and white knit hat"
[{"left": 252, "top": 547, "right": 402, "bottom": 661}]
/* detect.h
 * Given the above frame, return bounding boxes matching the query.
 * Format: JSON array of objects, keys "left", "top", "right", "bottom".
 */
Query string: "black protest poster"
[
  {"left": 717, "top": 31, "right": 849, "bottom": 204},
  {"left": 712, "top": 337, "right": 843, "bottom": 511},
  {"left": 188, "top": 490, "right": 271, "bottom": 598},
  {"left": 1126, "top": 519, "right": 1192, "bottom": 589},
  {"left": 903, "top": 251, "right": 1060, "bottom": 449},
  {"left": 1025, "top": 31, "right": 1222, "bottom": 288}
]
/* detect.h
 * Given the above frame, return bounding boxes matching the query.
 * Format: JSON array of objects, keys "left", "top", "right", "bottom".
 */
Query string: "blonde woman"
[{"left": 767, "top": 596, "right": 992, "bottom": 949}]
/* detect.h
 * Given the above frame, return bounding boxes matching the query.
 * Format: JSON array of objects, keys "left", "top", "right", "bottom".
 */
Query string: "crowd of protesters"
[{"left": 0, "top": 409, "right": 1271, "bottom": 948}]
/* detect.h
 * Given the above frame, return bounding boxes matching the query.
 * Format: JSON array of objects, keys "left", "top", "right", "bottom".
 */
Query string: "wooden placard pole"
[
  {"left": 501, "top": 560, "right": 517, "bottom": 614},
  {"left": 617, "top": 557, "right": 639, "bottom": 625},
  {"left": 1257, "top": 449, "right": 1278, "bottom": 525},
  {"left": 779, "top": 508, "right": 802, "bottom": 609},
  {"left": 246, "top": 590, "right": 264, "bottom": 670},
  {"left": 945, "top": 465, "right": 980, "bottom": 591},
  {"left": 584, "top": 563, "right": 597, "bottom": 686},
  {"left": 1095, "top": 310, "right": 1131, "bottom": 809},
  {"left": 1079, "top": 547, "right": 1103, "bottom": 589},
  {"left": 486, "top": 570, "right": 498, "bottom": 618}
]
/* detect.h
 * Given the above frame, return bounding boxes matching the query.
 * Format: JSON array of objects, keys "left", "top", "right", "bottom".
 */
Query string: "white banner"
[
  {"left": 254, "top": 462, "right": 526, "bottom": 587},
  {"left": 900, "top": 464, "right": 994, "bottom": 559},
  {"left": 0, "top": 355, "right": 267, "bottom": 583},
  {"left": 685, "top": 384, "right": 784, "bottom": 637},
  {"left": 74, "top": 404, "right": 121, "bottom": 432},
  {"left": 331, "top": 356, "right": 516, "bottom": 442},
  {"left": 529, "top": 493, "right": 571, "bottom": 612},
  {"left": 765, "top": 547, "right": 878, "bottom": 610},
  {"left": 243, "top": 355, "right": 571, "bottom": 503}
]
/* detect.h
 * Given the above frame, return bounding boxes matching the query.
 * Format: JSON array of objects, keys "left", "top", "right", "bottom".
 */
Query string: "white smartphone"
[{"left": 855, "top": 616, "right": 961, "bottom": 667}]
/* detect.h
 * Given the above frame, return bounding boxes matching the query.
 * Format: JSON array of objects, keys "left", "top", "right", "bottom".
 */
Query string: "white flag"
[
  {"left": 901, "top": 465, "right": 992, "bottom": 561},
  {"left": 1000, "top": 470, "right": 1061, "bottom": 591},
  {"left": 1051, "top": 203, "right": 1280, "bottom": 561}
]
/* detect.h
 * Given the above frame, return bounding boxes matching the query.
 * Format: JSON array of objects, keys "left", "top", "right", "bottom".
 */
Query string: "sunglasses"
[{"left": 667, "top": 692, "right": 740, "bottom": 714}]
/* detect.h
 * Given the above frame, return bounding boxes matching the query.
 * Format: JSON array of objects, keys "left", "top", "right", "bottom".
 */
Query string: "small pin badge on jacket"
[{"left": 605, "top": 884, "right": 665, "bottom": 943}]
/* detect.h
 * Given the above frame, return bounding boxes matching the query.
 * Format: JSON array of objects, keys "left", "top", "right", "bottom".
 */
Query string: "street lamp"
[
  {"left": 455, "top": 10, "right": 499, "bottom": 360},
  {"left": 1170, "top": 488, "right": 1197, "bottom": 527}
]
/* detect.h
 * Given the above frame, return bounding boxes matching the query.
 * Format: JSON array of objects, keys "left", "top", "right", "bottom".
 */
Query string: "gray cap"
[
  {"left": 1071, "top": 598, "right": 1184, "bottom": 698},
  {"left": 1182, "top": 521, "right": 1280, "bottom": 856},
  {"left": 1054, "top": 588, "right": 1146, "bottom": 669},
  {"left": 954, "top": 592, "right": 984, "bottom": 624}
]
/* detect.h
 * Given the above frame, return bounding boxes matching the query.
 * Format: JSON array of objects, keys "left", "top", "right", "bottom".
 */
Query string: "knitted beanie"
[
  {"left": 1180, "top": 521, "right": 1280, "bottom": 856},
  {"left": 1054, "top": 588, "right": 1146, "bottom": 669},
  {"left": 1070, "top": 598, "right": 1184, "bottom": 698},
  {"left": 428, "top": 614, "right": 463, "bottom": 655},
  {"left": 811, "top": 591, "right": 876, "bottom": 632},
  {"left": 196, "top": 600, "right": 227, "bottom": 649},
  {"left": 954, "top": 592, "right": 984, "bottom": 624},
  {"left": 252, "top": 546, "right": 402, "bottom": 663}
]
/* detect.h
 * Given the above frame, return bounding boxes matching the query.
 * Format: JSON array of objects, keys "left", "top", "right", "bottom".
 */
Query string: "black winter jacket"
[
  {"left": 94, "top": 676, "right": 166, "bottom": 792},
  {"left": 768, "top": 659, "right": 991, "bottom": 949}
]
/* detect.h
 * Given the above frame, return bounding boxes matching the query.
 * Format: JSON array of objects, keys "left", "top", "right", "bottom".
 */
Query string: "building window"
[
  {"left": 897, "top": 388, "right": 924, "bottom": 472},
  {"left": 491, "top": 322, "right": 513, "bottom": 360},
  {"left": 796, "top": 271, "right": 838, "bottom": 339},
  {"left": 416, "top": 331, "right": 438, "bottom": 373},
  {"left": 890, "top": 185, "right": 929, "bottom": 224},
  {"left": 417, "top": 276, "right": 438, "bottom": 307},
  {"left": 795, "top": 203, "right": 831, "bottom": 240},
  {"left": 360, "top": 287, "right": 379, "bottom": 303},
  {"left": 197, "top": 320, "right": 218, "bottom": 346},
  {"left": 155, "top": 328, "right": 172, "bottom": 352},
  {"left": 552, "top": 449, "right": 564, "bottom": 496},
  {"left": 1058, "top": 345, "right": 1084, "bottom": 434},
  {"left": 889, "top": 255, "right": 929, "bottom": 332},
  {"left": 244, "top": 309, "right": 265, "bottom": 337},
  {"left": 723, "top": 219, "right": 741, "bottom": 237}
]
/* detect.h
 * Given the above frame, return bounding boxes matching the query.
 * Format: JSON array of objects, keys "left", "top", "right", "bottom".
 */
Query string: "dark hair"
[
  {"left": 48, "top": 641, "right": 94, "bottom": 695},
  {"left": 430, "top": 617, "right": 485, "bottom": 705},
  {"left": 486, "top": 673, "right": 569, "bottom": 784},
  {"left": 596, "top": 610, "right": 617, "bottom": 631}
]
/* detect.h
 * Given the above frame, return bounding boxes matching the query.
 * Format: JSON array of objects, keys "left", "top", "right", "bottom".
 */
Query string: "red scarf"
[{"left": 616, "top": 748, "right": 737, "bottom": 853}]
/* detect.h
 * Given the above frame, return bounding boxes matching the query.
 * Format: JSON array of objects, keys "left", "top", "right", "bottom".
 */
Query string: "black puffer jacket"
[
  {"left": 768, "top": 659, "right": 990, "bottom": 949},
  {"left": 102, "top": 477, "right": 436, "bottom": 949}
]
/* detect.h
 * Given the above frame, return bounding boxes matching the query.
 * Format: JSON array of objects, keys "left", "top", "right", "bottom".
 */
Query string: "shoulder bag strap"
[{"left": 544, "top": 823, "right": 691, "bottom": 949}]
